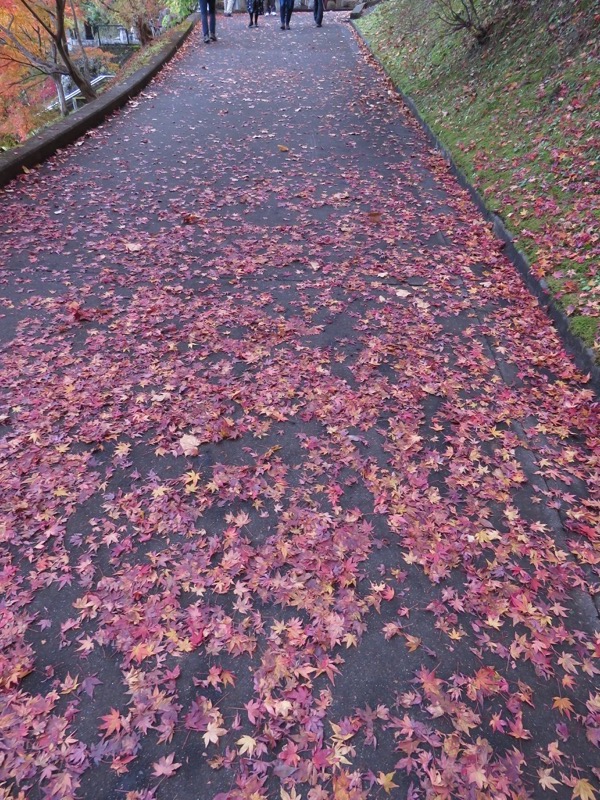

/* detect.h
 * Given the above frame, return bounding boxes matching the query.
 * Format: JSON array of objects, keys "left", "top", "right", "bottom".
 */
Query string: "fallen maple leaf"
[
  {"left": 203, "top": 720, "right": 227, "bottom": 747},
  {"left": 99, "top": 708, "right": 123, "bottom": 737},
  {"left": 236, "top": 735, "right": 257, "bottom": 756},
  {"left": 377, "top": 771, "right": 399, "bottom": 794},
  {"left": 152, "top": 753, "right": 182, "bottom": 778},
  {"left": 552, "top": 696, "right": 574, "bottom": 718},
  {"left": 538, "top": 768, "right": 561, "bottom": 792},
  {"left": 573, "top": 779, "right": 597, "bottom": 800},
  {"left": 179, "top": 433, "right": 201, "bottom": 456},
  {"left": 404, "top": 634, "right": 421, "bottom": 652}
]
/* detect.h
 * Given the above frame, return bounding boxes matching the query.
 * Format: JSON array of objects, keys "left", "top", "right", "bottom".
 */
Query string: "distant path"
[{"left": 1, "top": 13, "right": 599, "bottom": 800}]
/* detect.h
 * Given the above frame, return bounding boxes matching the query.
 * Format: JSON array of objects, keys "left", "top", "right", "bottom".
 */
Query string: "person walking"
[
  {"left": 247, "top": 0, "right": 264, "bottom": 26},
  {"left": 279, "top": 0, "right": 293, "bottom": 29},
  {"left": 313, "top": 0, "right": 323, "bottom": 26},
  {"left": 224, "top": 0, "right": 234, "bottom": 16},
  {"left": 265, "top": 0, "right": 276, "bottom": 14},
  {"left": 199, "top": 0, "right": 217, "bottom": 41}
]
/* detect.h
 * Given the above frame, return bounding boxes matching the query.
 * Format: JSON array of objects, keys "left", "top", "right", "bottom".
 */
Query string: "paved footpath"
[{"left": 1, "top": 13, "right": 599, "bottom": 800}]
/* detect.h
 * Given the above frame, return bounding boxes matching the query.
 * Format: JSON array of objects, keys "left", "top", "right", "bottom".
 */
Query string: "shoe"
[
  {"left": 280, "top": 23, "right": 285, "bottom": 29},
  {"left": 204, "top": 34, "right": 210, "bottom": 42},
  {"left": 248, "top": 21, "right": 253, "bottom": 26},
  {"left": 316, "top": 22, "right": 321, "bottom": 26},
  {"left": 285, "top": 23, "right": 290, "bottom": 28},
  {"left": 210, "top": 33, "right": 217, "bottom": 40}
]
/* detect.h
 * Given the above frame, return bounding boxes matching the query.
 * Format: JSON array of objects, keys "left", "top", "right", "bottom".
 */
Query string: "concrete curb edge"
[
  {"left": 0, "top": 15, "right": 198, "bottom": 191},
  {"left": 351, "top": 21, "right": 600, "bottom": 395}
]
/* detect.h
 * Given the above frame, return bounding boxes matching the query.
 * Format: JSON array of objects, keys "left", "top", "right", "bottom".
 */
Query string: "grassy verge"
[
  {"left": 357, "top": 0, "right": 600, "bottom": 357},
  {"left": 105, "top": 20, "right": 192, "bottom": 86}
]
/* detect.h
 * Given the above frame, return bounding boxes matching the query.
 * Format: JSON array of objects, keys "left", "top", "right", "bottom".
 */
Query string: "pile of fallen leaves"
[{"left": 0, "top": 13, "right": 599, "bottom": 800}]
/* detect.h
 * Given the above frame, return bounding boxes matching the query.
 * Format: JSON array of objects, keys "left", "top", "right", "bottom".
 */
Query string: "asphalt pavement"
[{"left": 1, "top": 12, "right": 599, "bottom": 800}]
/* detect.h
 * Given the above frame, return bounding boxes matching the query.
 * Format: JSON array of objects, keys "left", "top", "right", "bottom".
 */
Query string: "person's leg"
[
  {"left": 314, "top": 0, "right": 323, "bottom": 26},
  {"left": 286, "top": 0, "right": 293, "bottom": 27},
  {"left": 279, "top": 0, "right": 286, "bottom": 28},
  {"left": 199, "top": 0, "right": 209, "bottom": 38},
  {"left": 208, "top": 0, "right": 216, "bottom": 36}
]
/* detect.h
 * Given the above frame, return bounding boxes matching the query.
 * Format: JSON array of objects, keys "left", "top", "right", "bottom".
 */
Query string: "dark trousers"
[
  {"left": 280, "top": 0, "right": 294, "bottom": 25},
  {"left": 199, "top": 0, "right": 216, "bottom": 36},
  {"left": 313, "top": 0, "right": 323, "bottom": 25}
]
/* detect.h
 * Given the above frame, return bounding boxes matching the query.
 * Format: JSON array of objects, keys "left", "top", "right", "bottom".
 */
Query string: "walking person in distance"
[
  {"left": 199, "top": 0, "right": 217, "bottom": 41},
  {"left": 248, "top": 0, "right": 264, "bottom": 26},
  {"left": 280, "top": 0, "right": 293, "bottom": 29},
  {"left": 313, "top": 0, "right": 323, "bottom": 26}
]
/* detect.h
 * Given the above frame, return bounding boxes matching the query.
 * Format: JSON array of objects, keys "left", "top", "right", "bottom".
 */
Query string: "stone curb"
[
  {"left": 0, "top": 15, "right": 198, "bottom": 191},
  {"left": 352, "top": 22, "right": 600, "bottom": 395}
]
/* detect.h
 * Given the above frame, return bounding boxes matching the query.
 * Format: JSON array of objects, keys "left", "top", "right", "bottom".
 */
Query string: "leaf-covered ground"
[
  {"left": 357, "top": 0, "right": 600, "bottom": 355},
  {"left": 1, "top": 13, "right": 599, "bottom": 800}
]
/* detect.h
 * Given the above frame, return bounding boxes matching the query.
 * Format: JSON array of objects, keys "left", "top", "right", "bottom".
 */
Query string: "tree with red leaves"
[{"left": 0, "top": 0, "right": 96, "bottom": 120}]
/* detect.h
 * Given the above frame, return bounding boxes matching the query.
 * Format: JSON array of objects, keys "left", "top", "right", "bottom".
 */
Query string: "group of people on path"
[{"left": 199, "top": 0, "right": 323, "bottom": 42}]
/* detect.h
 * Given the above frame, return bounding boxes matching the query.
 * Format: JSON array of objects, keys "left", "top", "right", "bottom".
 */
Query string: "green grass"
[
  {"left": 358, "top": 0, "right": 600, "bottom": 355},
  {"left": 107, "top": 20, "right": 191, "bottom": 85}
]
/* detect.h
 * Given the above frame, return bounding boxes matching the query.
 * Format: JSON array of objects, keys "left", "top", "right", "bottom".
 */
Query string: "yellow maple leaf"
[
  {"left": 404, "top": 634, "right": 421, "bottom": 652},
  {"left": 236, "top": 735, "right": 257, "bottom": 756},
  {"left": 130, "top": 642, "right": 154, "bottom": 663},
  {"left": 573, "top": 779, "right": 597, "bottom": 800},
  {"left": 377, "top": 772, "right": 399, "bottom": 794}
]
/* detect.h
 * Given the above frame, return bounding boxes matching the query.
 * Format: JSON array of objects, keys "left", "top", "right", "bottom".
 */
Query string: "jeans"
[
  {"left": 280, "top": 0, "right": 293, "bottom": 25},
  {"left": 313, "top": 0, "right": 323, "bottom": 25},
  {"left": 199, "top": 0, "right": 216, "bottom": 35}
]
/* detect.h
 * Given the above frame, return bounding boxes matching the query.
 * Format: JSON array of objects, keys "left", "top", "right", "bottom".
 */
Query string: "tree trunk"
[
  {"left": 52, "top": 73, "right": 68, "bottom": 116},
  {"left": 69, "top": 0, "right": 92, "bottom": 81},
  {"left": 53, "top": 0, "right": 96, "bottom": 101},
  {"left": 135, "top": 16, "right": 154, "bottom": 45}
]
